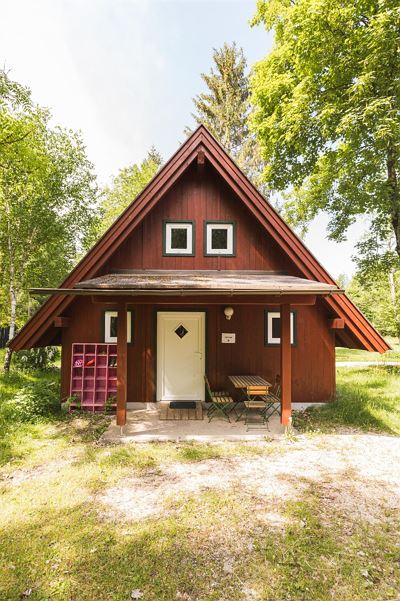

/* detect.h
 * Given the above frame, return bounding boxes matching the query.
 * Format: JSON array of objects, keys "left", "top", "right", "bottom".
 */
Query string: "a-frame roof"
[{"left": 10, "top": 125, "right": 389, "bottom": 353}]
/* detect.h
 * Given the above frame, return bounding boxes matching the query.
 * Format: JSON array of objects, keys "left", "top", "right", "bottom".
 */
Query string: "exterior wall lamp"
[{"left": 223, "top": 306, "right": 234, "bottom": 320}]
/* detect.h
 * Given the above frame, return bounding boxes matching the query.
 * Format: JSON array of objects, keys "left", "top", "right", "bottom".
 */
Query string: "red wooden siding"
[
  {"left": 56, "top": 162, "right": 335, "bottom": 405},
  {"left": 10, "top": 125, "right": 388, "bottom": 354},
  {"left": 60, "top": 296, "right": 335, "bottom": 405},
  {"left": 102, "top": 164, "right": 297, "bottom": 274}
]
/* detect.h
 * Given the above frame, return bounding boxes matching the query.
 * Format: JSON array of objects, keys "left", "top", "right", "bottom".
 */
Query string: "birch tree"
[{"left": 0, "top": 71, "right": 98, "bottom": 370}]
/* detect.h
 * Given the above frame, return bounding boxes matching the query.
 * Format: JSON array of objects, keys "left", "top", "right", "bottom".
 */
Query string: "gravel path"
[{"left": 99, "top": 432, "right": 400, "bottom": 524}]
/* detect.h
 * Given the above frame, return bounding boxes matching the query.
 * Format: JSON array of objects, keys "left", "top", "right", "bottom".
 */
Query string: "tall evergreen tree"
[{"left": 187, "top": 42, "right": 267, "bottom": 195}]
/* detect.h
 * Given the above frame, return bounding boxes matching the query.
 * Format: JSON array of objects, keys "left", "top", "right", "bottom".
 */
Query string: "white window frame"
[
  {"left": 104, "top": 311, "right": 132, "bottom": 343},
  {"left": 266, "top": 311, "right": 295, "bottom": 345},
  {"left": 205, "top": 222, "right": 235, "bottom": 256},
  {"left": 164, "top": 221, "right": 194, "bottom": 255}
]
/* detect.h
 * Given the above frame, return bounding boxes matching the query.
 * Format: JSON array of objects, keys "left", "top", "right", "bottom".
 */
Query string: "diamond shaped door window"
[{"left": 175, "top": 324, "right": 188, "bottom": 339}]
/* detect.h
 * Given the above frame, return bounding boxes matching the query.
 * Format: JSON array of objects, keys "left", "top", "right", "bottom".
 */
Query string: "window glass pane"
[
  {"left": 171, "top": 228, "right": 188, "bottom": 249},
  {"left": 110, "top": 316, "right": 118, "bottom": 338},
  {"left": 175, "top": 324, "right": 188, "bottom": 339},
  {"left": 271, "top": 317, "right": 281, "bottom": 339},
  {"left": 266, "top": 312, "right": 295, "bottom": 345},
  {"left": 105, "top": 311, "right": 132, "bottom": 343},
  {"left": 211, "top": 228, "right": 228, "bottom": 249}
]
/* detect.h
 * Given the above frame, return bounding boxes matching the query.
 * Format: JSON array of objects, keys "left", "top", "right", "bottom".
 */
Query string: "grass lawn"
[
  {"left": 0, "top": 354, "right": 399, "bottom": 600},
  {"left": 294, "top": 365, "right": 400, "bottom": 435},
  {"left": 336, "top": 336, "right": 400, "bottom": 362}
]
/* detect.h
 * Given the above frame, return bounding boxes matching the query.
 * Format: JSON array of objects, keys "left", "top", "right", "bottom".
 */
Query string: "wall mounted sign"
[{"left": 221, "top": 333, "right": 236, "bottom": 344}]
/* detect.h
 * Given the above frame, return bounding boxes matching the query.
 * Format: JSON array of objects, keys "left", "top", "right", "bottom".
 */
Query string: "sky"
[{"left": 2, "top": 0, "right": 366, "bottom": 278}]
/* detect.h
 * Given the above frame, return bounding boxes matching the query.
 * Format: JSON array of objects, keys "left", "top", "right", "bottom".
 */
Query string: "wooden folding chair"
[
  {"left": 237, "top": 384, "right": 269, "bottom": 428},
  {"left": 204, "top": 375, "right": 234, "bottom": 422},
  {"left": 262, "top": 375, "right": 281, "bottom": 420}
]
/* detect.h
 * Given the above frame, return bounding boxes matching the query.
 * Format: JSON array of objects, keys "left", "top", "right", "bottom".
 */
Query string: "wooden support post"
[
  {"left": 116, "top": 303, "right": 127, "bottom": 426},
  {"left": 280, "top": 303, "right": 292, "bottom": 426}
]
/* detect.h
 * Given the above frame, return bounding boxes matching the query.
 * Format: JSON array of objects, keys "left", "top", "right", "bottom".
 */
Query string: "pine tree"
[{"left": 186, "top": 43, "right": 267, "bottom": 195}]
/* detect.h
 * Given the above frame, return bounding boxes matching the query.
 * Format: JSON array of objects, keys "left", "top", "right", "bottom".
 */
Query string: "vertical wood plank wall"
[
  {"left": 59, "top": 162, "right": 336, "bottom": 404},
  {"left": 60, "top": 297, "right": 335, "bottom": 405},
  {"left": 101, "top": 164, "right": 297, "bottom": 274}
]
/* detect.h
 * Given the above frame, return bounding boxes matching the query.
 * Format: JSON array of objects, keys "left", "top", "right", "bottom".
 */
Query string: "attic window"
[
  {"left": 163, "top": 221, "right": 195, "bottom": 256},
  {"left": 204, "top": 221, "right": 236, "bottom": 256}
]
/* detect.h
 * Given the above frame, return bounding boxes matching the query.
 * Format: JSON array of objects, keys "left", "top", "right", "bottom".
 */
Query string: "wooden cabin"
[{"left": 9, "top": 126, "right": 389, "bottom": 426}]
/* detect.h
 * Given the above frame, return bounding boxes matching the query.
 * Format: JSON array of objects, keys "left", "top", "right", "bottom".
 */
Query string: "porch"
[
  {"left": 34, "top": 270, "right": 343, "bottom": 426},
  {"left": 66, "top": 271, "right": 341, "bottom": 428},
  {"left": 101, "top": 402, "right": 286, "bottom": 443}
]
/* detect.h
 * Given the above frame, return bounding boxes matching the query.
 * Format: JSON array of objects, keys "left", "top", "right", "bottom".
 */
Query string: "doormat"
[
  {"left": 159, "top": 401, "right": 203, "bottom": 421},
  {"left": 169, "top": 401, "right": 196, "bottom": 409}
]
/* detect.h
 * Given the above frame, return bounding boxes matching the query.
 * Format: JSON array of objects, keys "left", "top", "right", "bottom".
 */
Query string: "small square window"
[
  {"left": 171, "top": 228, "right": 187, "bottom": 249},
  {"left": 264, "top": 310, "right": 296, "bottom": 346},
  {"left": 163, "top": 221, "right": 195, "bottom": 256},
  {"left": 104, "top": 311, "right": 133, "bottom": 343},
  {"left": 212, "top": 228, "right": 228, "bottom": 249},
  {"left": 204, "top": 221, "right": 236, "bottom": 256}
]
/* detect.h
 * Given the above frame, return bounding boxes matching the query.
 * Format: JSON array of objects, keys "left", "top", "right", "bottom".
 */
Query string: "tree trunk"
[
  {"left": 391, "top": 210, "right": 400, "bottom": 259},
  {"left": 3, "top": 282, "right": 16, "bottom": 372},
  {"left": 387, "top": 145, "right": 400, "bottom": 258},
  {"left": 3, "top": 347, "right": 13, "bottom": 372},
  {"left": 3, "top": 213, "right": 17, "bottom": 372},
  {"left": 388, "top": 268, "right": 400, "bottom": 346}
]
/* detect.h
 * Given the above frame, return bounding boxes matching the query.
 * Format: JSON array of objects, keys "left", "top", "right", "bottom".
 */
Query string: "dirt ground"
[
  {"left": 98, "top": 432, "right": 400, "bottom": 525},
  {"left": 2, "top": 428, "right": 400, "bottom": 600}
]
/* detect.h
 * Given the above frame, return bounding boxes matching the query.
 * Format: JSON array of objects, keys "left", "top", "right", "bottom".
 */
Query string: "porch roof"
[{"left": 30, "top": 270, "right": 343, "bottom": 296}]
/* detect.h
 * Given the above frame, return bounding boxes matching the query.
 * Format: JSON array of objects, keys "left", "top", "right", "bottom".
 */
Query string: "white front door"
[{"left": 157, "top": 311, "right": 205, "bottom": 401}]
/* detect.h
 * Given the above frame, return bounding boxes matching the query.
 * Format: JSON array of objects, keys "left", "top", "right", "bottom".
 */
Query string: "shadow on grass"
[
  {"left": 294, "top": 367, "right": 400, "bottom": 435},
  {"left": 53, "top": 413, "right": 112, "bottom": 443},
  {"left": 0, "top": 368, "right": 63, "bottom": 466},
  {"left": 0, "top": 413, "right": 111, "bottom": 467},
  {"left": 0, "top": 500, "right": 244, "bottom": 601},
  {"left": 2, "top": 480, "right": 399, "bottom": 601},
  {"left": 250, "top": 481, "right": 400, "bottom": 600}
]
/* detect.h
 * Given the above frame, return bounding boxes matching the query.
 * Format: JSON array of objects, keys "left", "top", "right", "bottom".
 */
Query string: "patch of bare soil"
[
  {"left": 0, "top": 452, "right": 78, "bottom": 485},
  {"left": 98, "top": 433, "right": 400, "bottom": 525}
]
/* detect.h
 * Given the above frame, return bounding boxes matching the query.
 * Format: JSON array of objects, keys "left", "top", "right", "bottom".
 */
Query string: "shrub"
[
  {"left": 61, "top": 395, "right": 81, "bottom": 412},
  {"left": 13, "top": 346, "right": 60, "bottom": 371},
  {"left": 4, "top": 380, "right": 61, "bottom": 422},
  {"left": 105, "top": 395, "right": 116, "bottom": 414}
]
